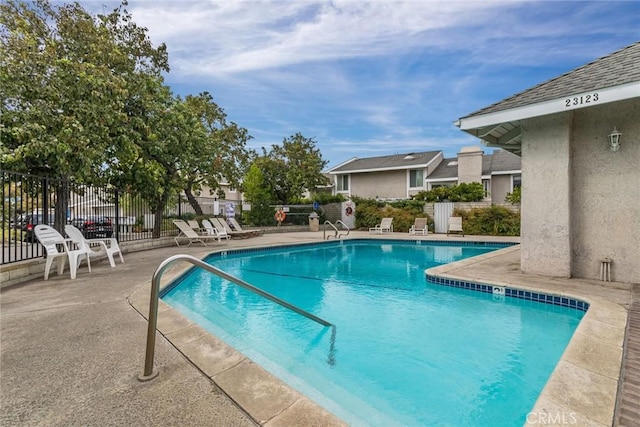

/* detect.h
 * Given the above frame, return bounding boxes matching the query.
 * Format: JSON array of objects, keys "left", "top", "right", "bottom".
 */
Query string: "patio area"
[{"left": 1, "top": 231, "right": 637, "bottom": 426}]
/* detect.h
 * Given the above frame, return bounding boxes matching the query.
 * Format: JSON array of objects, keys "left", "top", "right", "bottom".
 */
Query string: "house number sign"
[{"left": 565, "top": 93, "right": 599, "bottom": 108}]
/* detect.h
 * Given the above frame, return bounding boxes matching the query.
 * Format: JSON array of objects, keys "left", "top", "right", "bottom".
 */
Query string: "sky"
[{"left": 85, "top": 1, "right": 639, "bottom": 169}]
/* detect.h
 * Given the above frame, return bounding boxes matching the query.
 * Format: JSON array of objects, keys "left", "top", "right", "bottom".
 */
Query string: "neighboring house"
[
  {"left": 456, "top": 41, "right": 639, "bottom": 284},
  {"left": 327, "top": 150, "right": 442, "bottom": 200},
  {"left": 425, "top": 147, "right": 521, "bottom": 203},
  {"left": 326, "top": 147, "right": 521, "bottom": 203}
]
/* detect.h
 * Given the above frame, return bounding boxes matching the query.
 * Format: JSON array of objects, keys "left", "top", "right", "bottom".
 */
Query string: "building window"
[
  {"left": 228, "top": 186, "right": 236, "bottom": 193},
  {"left": 482, "top": 179, "right": 490, "bottom": 197},
  {"left": 409, "top": 169, "right": 424, "bottom": 188},
  {"left": 336, "top": 175, "right": 349, "bottom": 192},
  {"left": 512, "top": 175, "right": 521, "bottom": 190}
]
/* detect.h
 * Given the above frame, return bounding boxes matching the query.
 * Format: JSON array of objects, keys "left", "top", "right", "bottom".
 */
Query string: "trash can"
[{"left": 308, "top": 212, "right": 319, "bottom": 232}]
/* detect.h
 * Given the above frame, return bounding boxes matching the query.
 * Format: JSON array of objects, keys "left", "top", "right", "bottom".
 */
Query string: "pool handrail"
[
  {"left": 323, "top": 220, "right": 350, "bottom": 240},
  {"left": 139, "top": 253, "right": 334, "bottom": 381}
]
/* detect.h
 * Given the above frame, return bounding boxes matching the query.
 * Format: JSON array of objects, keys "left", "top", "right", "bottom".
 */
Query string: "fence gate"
[{"left": 434, "top": 202, "right": 454, "bottom": 233}]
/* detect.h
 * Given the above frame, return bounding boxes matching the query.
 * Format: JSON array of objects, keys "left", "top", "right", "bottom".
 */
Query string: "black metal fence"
[{"left": 1, "top": 170, "right": 222, "bottom": 265}]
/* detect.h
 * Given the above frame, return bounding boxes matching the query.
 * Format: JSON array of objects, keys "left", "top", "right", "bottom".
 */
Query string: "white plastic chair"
[
  {"left": 209, "top": 218, "right": 231, "bottom": 241},
  {"left": 65, "top": 224, "right": 124, "bottom": 268},
  {"left": 447, "top": 217, "right": 464, "bottom": 236},
  {"left": 35, "top": 224, "right": 91, "bottom": 280},
  {"left": 369, "top": 217, "right": 394, "bottom": 234},
  {"left": 201, "top": 219, "right": 225, "bottom": 243},
  {"left": 409, "top": 218, "right": 428, "bottom": 235}
]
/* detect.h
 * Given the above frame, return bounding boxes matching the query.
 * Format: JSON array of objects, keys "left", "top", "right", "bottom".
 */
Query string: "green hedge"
[
  {"left": 352, "top": 197, "right": 519, "bottom": 235},
  {"left": 453, "top": 206, "right": 520, "bottom": 236},
  {"left": 354, "top": 199, "right": 432, "bottom": 233}
]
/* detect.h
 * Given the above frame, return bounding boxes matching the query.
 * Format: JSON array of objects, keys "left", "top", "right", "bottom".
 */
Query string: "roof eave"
[
  {"left": 328, "top": 162, "right": 435, "bottom": 175},
  {"left": 457, "top": 81, "right": 640, "bottom": 131}
]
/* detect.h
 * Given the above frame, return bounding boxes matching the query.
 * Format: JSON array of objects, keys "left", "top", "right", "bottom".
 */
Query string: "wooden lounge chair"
[
  {"left": 447, "top": 216, "right": 464, "bottom": 237},
  {"left": 409, "top": 218, "right": 428, "bottom": 235},
  {"left": 369, "top": 217, "right": 393, "bottom": 234},
  {"left": 65, "top": 224, "right": 124, "bottom": 268},
  {"left": 35, "top": 224, "right": 91, "bottom": 280},
  {"left": 172, "top": 220, "right": 221, "bottom": 246}
]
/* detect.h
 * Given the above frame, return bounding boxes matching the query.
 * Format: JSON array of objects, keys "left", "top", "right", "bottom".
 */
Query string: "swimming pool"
[{"left": 162, "top": 240, "right": 586, "bottom": 426}]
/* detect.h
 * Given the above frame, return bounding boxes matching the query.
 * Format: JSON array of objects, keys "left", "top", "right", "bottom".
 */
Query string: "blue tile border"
[{"left": 425, "top": 273, "right": 589, "bottom": 312}]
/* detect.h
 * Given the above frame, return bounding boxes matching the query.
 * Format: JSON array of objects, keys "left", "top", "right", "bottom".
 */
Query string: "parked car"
[
  {"left": 22, "top": 213, "right": 56, "bottom": 243},
  {"left": 70, "top": 216, "right": 114, "bottom": 239},
  {"left": 10, "top": 213, "right": 27, "bottom": 229}
]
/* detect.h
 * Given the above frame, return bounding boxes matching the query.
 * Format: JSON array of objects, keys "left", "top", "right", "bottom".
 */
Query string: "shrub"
[
  {"left": 354, "top": 198, "right": 432, "bottom": 232},
  {"left": 454, "top": 206, "right": 520, "bottom": 236},
  {"left": 413, "top": 182, "right": 485, "bottom": 202},
  {"left": 505, "top": 186, "right": 521, "bottom": 204},
  {"left": 308, "top": 193, "right": 346, "bottom": 204}
]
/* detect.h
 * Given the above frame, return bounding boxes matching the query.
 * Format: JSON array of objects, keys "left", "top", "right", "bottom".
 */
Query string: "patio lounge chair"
[
  {"left": 215, "top": 217, "right": 258, "bottom": 239},
  {"left": 172, "top": 220, "right": 221, "bottom": 246},
  {"left": 370, "top": 217, "right": 393, "bottom": 234},
  {"left": 447, "top": 216, "right": 464, "bottom": 236},
  {"left": 35, "top": 224, "right": 91, "bottom": 280},
  {"left": 187, "top": 219, "right": 206, "bottom": 233},
  {"left": 64, "top": 224, "right": 124, "bottom": 268},
  {"left": 409, "top": 218, "right": 428, "bottom": 235},
  {"left": 228, "top": 217, "right": 264, "bottom": 237},
  {"left": 201, "top": 219, "right": 227, "bottom": 243},
  {"left": 208, "top": 218, "right": 232, "bottom": 241}
]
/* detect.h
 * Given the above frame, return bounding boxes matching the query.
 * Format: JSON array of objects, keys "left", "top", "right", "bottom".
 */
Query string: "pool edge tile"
[
  {"left": 530, "top": 360, "right": 618, "bottom": 426},
  {"left": 213, "top": 359, "right": 303, "bottom": 424},
  {"left": 264, "top": 397, "right": 348, "bottom": 427}
]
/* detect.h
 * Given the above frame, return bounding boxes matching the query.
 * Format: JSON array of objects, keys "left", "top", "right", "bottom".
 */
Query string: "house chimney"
[{"left": 457, "top": 146, "right": 483, "bottom": 184}]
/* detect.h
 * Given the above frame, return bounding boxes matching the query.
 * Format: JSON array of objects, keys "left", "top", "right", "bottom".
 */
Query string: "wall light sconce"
[{"left": 608, "top": 127, "right": 622, "bottom": 152}]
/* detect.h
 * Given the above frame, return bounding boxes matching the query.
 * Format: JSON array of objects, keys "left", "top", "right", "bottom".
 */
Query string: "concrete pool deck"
[{"left": 1, "top": 231, "right": 637, "bottom": 426}]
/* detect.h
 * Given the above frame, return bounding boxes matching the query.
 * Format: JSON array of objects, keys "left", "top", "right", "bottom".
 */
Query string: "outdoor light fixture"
[{"left": 608, "top": 127, "right": 622, "bottom": 152}]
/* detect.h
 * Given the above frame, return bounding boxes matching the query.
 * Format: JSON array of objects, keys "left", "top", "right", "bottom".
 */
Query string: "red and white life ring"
[{"left": 274, "top": 209, "right": 286, "bottom": 222}]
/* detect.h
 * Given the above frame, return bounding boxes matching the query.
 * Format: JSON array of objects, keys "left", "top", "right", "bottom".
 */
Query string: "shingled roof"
[
  {"left": 328, "top": 150, "right": 441, "bottom": 173},
  {"left": 461, "top": 42, "right": 640, "bottom": 119},
  {"left": 427, "top": 150, "right": 521, "bottom": 180},
  {"left": 455, "top": 42, "right": 640, "bottom": 155}
]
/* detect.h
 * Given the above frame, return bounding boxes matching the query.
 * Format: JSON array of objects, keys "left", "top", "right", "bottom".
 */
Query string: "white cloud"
[
  {"left": 127, "top": 1, "right": 512, "bottom": 76},
  {"left": 83, "top": 0, "right": 639, "bottom": 166}
]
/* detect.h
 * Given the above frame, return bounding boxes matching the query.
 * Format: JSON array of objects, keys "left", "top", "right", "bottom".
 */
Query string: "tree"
[
  {"left": 241, "top": 164, "right": 273, "bottom": 226},
  {"left": 122, "top": 88, "right": 209, "bottom": 238},
  {"left": 181, "top": 92, "right": 253, "bottom": 215},
  {"left": 258, "top": 133, "right": 328, "bottom": 203},
  {"left": 0, "top": 0, "right": 168, "bottom": 230}
]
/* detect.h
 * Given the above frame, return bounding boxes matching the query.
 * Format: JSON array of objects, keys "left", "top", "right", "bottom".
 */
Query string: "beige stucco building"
[
  {"left": 327, "top": 148, "right": 521, "bottom": 202},
  {"left": 456, "top": 42, "right": 639, "bottom": 284}
]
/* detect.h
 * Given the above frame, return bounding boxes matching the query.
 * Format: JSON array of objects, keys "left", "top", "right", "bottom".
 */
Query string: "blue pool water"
[{"left": 162, "top": 240, "right": 585, "bottom": 426}]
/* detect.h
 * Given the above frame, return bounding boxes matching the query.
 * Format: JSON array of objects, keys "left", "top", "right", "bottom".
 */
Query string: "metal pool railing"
[{"left": 139, "top": 254, "right": 335, "bottom": 381}]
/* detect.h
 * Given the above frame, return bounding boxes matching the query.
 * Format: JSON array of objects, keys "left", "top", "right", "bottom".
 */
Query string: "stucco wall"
[
  {"left": 570, "top": 98, "right": 640, "bottom": 283},
  {"left": 351, "top": 170, "right": 406, "bottom": 199},
  {"left": 491, "top": 175, "right": 512, "bottom": 204},
  {"left": 521, "top": 113, "right": 573, "bottom": 278},
  {"left": 520, "top": 98, "right": 639, "bottom": 283}
]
